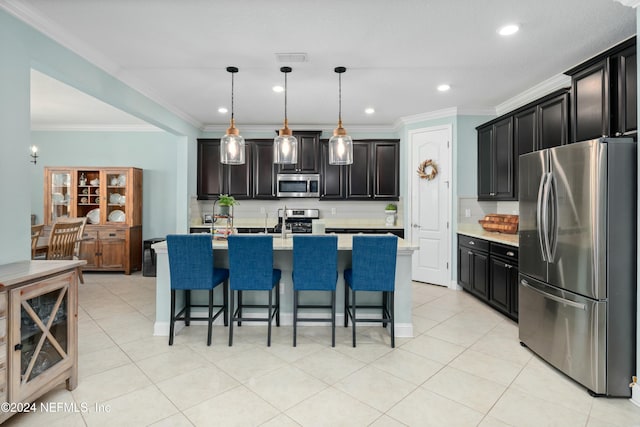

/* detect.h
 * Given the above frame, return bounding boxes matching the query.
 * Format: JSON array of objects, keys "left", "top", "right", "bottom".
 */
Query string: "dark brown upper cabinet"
[
  {"left": 277, "top": 131, "right": 321, "bottom": 174},
  {"left": 515, "top": 89, "right": 569, "bottom": 157},
  {"left": 321, "top": 139, "right": 400, "bottom": 201},
  {"left": 252, "top": 139, "right": 277, "bottom": 199},
  {"left": 197, "top": 138, "right": 252, "bottom": 200},
  {"left": 565, "top": 37, "right": 636, "bottom": 142},
  {"left": 477, "top": 117, "right": 515, "bottom": 201}
]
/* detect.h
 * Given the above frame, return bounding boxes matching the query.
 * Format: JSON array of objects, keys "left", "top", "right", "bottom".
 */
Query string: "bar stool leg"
[
  {"left": 237, "top": 291, "right": 243, "bottom": 327},
  {"left": 185, "top": 290, "right": 191, "bottom": 327},
  {"left": 344, "top": 283, "right": 349, "bottom": 327},
  {"left": 390, "top": 292, "right": 395, "bottom": 348},
  {"left": 169, "top": 290, "right": 176, "bottom": 345},
  {"left": 228, "top": 290, "right": 235, "bottom": 346},
  {"left": 267, "top": 288, "right": 273, "bottom": 347},
  {"left": 351, "top": 289, "right": 357, "bottom": 347},
  {"left": 223, "top": 280, "right": 229, "bottom": 326},
  {"left": 293, "top": 290, "right": 298, "bottom": 347},
  {"left": 331, "top": 290, "right": 336, "bottom": 347},
  {"left": 207, "top": 289, "right": 214, "bottom": 346},
  {"left": 276, "top": 283, "right": 281, "bottom": 327}
]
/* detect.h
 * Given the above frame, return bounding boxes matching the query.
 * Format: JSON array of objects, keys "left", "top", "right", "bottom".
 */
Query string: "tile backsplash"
[{"left": 190, "top": 196, "right": 403, "bottom": 226}]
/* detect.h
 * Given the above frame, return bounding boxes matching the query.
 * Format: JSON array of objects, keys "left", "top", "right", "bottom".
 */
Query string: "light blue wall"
[
  {"left": 30, "top": 131, "right": 181, "bottom": 239},
  {"left": 0, "top": 9, "right": 198, "bottom": 262},
  {"left": 456, "top": 115, "right": 495, "bottom": 197}
]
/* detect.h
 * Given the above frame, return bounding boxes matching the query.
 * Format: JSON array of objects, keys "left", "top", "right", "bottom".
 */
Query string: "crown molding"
[
  {"left": 1, "top": 1, "right": 202, "bottom": 130},
  {"left": 496, "top": 73, "right": 571, "bottom": 116},
  {"left": 456, "top": 107, "right": 497, "bottom": 116},
  {"left": 614, "top": 0, "right": 640, "bottom": 8},
  {"left": 395, "top": 107, "right": 459, "bottom": 127},
  {"left": 201, "top": 123, "right": 398, "bottom": 134},
  {"left": 31, "top": 124, "right": 162, "bottom": 132}
]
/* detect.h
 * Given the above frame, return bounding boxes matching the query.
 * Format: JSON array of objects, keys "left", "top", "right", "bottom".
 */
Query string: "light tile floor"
[{"left": 5, "top": 273, "right": 640, "bottom": 426}]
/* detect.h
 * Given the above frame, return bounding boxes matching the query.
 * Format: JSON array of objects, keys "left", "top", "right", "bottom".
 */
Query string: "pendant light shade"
[
  {"left": 329, "top": 66, "right": 353, "bottom": 165},
  {"left": 221, "top": 66, "right": 246, "bottom": 165},
  {"left": 274, "top": 66, "right": 298, "bottom": 164}
]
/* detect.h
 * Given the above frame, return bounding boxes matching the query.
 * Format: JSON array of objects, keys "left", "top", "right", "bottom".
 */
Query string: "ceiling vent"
[{"left": 275, "top": 52, "right": 308, "bottom": 63}]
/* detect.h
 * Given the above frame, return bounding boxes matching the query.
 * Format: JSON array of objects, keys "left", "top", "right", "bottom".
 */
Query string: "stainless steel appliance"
[
  {"left": 276, "top": 173, "right": 320, "bottom": 198},
  {"left": 518, "top": 137, "right": 636, "bottom": 397},
  {"left": 273, "top": 208, "right": 319, "bottom": 234}
]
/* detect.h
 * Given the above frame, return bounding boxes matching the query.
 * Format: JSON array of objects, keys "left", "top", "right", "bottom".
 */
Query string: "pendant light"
[
  {"left": 274, "top": 66, "right": 298, "bottom": 164},
  {"left": 328, "top": 66, "right": 353, "bottom": 165},
  {"left": 220, "top": 66, "right": 246, "bottom": 164}
]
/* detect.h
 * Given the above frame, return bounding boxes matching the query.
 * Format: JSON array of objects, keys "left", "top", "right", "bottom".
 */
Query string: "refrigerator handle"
[
  {"left": 541, "top": 172, "right": 554, "bottom": 263},
  {"left": 520, "top": 279, "right": 586, "bottom": 310},
  {"left": 536, "top": 173, "right": 548, "bottom": 262},
  {"left": 547, "top": 172, "right": 558, "bottom": 262}
]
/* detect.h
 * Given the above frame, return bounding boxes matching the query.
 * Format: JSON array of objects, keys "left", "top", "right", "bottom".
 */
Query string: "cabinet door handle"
[
  {"left": 505, "top": 264, "right": 511, "bottom": 269},
  {"left": 506, "top": 251, "right": 515, "bottom": 257},
  {"left": 468, "top": 241, "right": 475, "bottom": 245},
  {"left": 14, "top": 343, "right": 22, "bottom": 351},
  {"left": 109, "top": 233, "right": 116, "bottom": 237},
  {"left": 467, "top": 251, "right": 473, "bottom": 255}
]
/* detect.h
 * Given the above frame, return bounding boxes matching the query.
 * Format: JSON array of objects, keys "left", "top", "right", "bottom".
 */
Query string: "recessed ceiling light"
[
  {"left": 498, "top": 24, "right": 519, "bottom": 36},
  {"left": 218, "top": 107, "right": 228, "bottom": 114},
  {"left": 365, "top": 107, "right": 375, "bottom": 114},
  {"left": 437, "top": 84, "right": 451, "bottom": 92},
  {"left": 272, "top": 85, "right": 284, "bottom": 93}
]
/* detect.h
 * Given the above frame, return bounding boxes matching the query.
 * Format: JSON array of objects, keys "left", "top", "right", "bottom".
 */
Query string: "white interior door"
[{"left": 409, "top": 125, "right": 451, "bottom": 286}]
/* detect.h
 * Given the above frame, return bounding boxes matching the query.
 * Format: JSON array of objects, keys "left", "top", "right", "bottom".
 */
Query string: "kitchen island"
[{"left": 153, "top": 234, "right": 418, "bottom": 338}]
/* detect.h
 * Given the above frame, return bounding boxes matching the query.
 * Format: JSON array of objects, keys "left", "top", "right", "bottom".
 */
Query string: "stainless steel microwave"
[{"left": 276, "top": 173, "right": 320, "bottom": 197}]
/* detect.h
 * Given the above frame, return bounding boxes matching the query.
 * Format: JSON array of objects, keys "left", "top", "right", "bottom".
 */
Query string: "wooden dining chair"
[
  {"left": 55, "top": 217, "right": 88, "bottom": 283},
  {"left": 47, "top": 220, "right": 84, "bottom": 262},
  {"left": 31, "top": 224, "right": 44, "bottom": 259}
]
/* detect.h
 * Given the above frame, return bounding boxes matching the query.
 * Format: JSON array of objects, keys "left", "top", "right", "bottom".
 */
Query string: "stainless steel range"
[{"left": 273, "top": 208, "right": 319, "bottom": 234}]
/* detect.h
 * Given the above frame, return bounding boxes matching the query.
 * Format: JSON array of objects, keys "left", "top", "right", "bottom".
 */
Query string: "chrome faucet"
[{"left": 281, "top": 205, "right": 291, "bottom": 239}]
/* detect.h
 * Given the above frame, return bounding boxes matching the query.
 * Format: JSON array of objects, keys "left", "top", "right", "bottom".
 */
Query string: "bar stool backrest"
[
  {"left": 293, "top": 235, "right": 338, "bottom": 290},
  {"left": 350, "top": 235, "right": 398, "bottom": 291},
  {"left": 167, "top": 234, "right": 214, "bottom": 290},
  {"left": 227, "top": 234, "right": 274, "bottom": 290}
]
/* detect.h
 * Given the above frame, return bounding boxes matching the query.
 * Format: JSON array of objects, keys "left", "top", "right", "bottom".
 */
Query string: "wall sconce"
[{"left": 30, "top": 145, "right": 39, "bottom": 164}]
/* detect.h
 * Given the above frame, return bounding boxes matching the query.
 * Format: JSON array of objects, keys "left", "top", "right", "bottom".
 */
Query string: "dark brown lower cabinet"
[{"left": 458, "top": 235, "right": 519, "bottom": 320}]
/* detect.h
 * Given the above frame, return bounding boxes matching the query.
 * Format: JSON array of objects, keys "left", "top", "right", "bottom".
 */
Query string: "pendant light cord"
[
  {"left": 284, "top": 71, "right": 288, "bottom": 122},
  {"left": 338, "top": 72, "right": 342, "bottom": 123},
  {"left": 231, "top": 71, "right": 235, "bottom": 121}
]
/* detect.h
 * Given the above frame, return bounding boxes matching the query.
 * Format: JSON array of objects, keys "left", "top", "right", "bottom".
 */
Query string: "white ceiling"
[{"left": 5, "top": 0, "right": 637, "bottom": 130}]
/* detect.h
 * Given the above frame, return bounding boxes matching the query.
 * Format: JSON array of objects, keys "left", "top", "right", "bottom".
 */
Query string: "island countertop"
[{"left": 154, "top": 233, "right": 417, "bottom": 253}]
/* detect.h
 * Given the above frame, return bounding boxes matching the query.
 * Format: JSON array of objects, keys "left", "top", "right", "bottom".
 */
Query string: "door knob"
[{"left": 412, "top": 224, "right": 420, "bottom": 228}]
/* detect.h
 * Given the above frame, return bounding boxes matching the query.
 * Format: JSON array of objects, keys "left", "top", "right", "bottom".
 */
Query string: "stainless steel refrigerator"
[{"left": 518, "top": 137, "right": 636, "bottom": 397}]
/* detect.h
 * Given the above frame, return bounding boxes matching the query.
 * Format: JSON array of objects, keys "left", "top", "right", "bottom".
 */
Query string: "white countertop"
[
  {"left": 0, "top": 260, "right": 86, "bottom": 288},
  {"left": 154, "top": 233, "right": 417, "bottom": 254},
  {"left": 457, "top": 223, "right": 519, "bottom": 247}
]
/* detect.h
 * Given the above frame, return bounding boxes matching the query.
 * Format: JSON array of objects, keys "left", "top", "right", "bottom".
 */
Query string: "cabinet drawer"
[
  {"left": 99, "top": 229, "right": 126, "bottom": 240},
  {"left": 82, "top": 230, "right": 98, "bottom": 240},
  {"left": 490, "top": 242, "right": 519, "bottom": 261},
  {"left": 458, "top": 235, "right": 489, "bottom": 252}
]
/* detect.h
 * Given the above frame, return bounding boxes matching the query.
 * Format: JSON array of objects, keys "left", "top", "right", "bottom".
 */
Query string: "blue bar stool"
[
  {"left": 344, "top": 235, "right": 398, "bottom": 348},
  {"left": 227, "top": 234, "right": 281, "bottom": 346},
  {"left": 167, "top": 234, "right": 229, "bottom": 346},
  {"left": 292, "top": 235, "right": 338, "bottom": 347}
]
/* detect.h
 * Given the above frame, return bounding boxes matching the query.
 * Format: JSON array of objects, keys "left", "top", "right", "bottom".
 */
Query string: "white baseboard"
[
  {"left": 449, "top": 280, "right": 462, "bottom": 291},
  {"left": 631, "top": 383, "right": 640, "bottom": 407},
  {"left": 154, "top": 310, "right": 414, "bottom": 338}
]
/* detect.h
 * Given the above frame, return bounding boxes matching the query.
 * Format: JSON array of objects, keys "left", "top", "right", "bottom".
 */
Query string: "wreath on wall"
[{"left": 417, "top": 159, "right": 438, "bottom": 180}]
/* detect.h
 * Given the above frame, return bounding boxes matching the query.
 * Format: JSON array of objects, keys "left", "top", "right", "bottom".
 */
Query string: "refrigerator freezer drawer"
[{"left": 518, "top": 275, "right": 606, "bottom": 394}]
